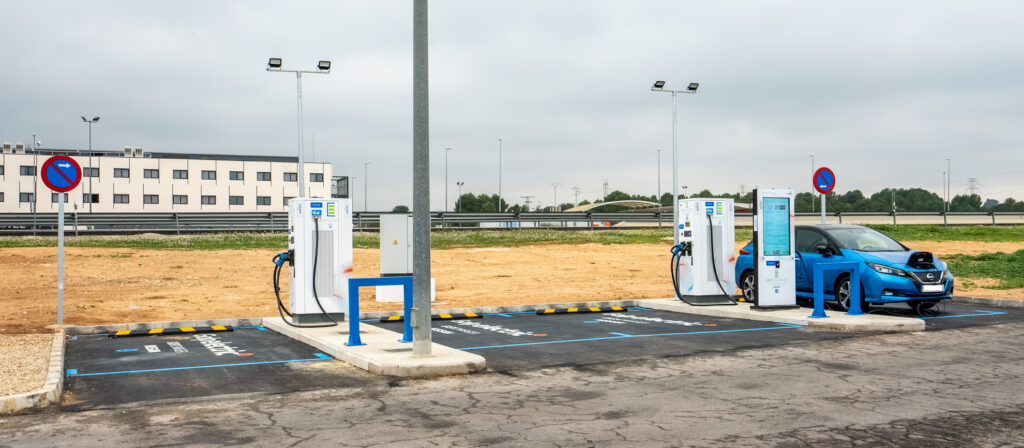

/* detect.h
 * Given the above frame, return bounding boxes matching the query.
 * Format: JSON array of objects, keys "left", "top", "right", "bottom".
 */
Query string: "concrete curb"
[
  {"left": 0, "top": 330, "right": 66, "bottom": 415},
  {"left": 263, "top": 317, "right": 486, "bottom": 378},
  {"left": 638, "top": 298, "right": 926, "bottom": 332},
  {"left": 64, "top": 318, "right": 264, "bottom": 336},
  {"left": 952, "top": 296, "right": 1024, "bottom": 308}
]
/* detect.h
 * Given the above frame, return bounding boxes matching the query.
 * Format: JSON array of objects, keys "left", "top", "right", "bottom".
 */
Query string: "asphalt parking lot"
[
  {"left": 372, "top": 303, "right": 1022, "bottom": 371},
  {"left": 63, "top": 326, "right": 375, "bottom": 410}
]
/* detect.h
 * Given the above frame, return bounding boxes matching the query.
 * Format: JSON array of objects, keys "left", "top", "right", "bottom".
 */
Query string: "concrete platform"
[
  {"left": 638, "top": 298, "right": 926, "bottom": 332},
  {"left": 263, "top": 317, "right": 486, "bottom": 378}
]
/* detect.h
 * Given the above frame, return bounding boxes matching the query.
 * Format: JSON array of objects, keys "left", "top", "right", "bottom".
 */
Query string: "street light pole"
[
  {"left": 81, "top": 116, "right": 99, "bottom": 212},
  {"left": 456, "top": 181, "right": 464, "bottom": 212},
  {"left": 266, "top": 58, "right": 331, "bottom": 198},
  {"left": 810, "top": 154, "right": 815, "bottom": 213},
  {"left": 657, "top": 149, "right": 661, "bottom": 205},
  {"left": 946, "top": 157, "right": 951, "bottom": 212},
  {"left": 497, "top": 138, "right": 502, "bottom": 212},
  {"left": 650, "top": 81, "right": 698, "bottom": 246},
  {"left": 445, "top": 147, "right": 452, "bottom": 212},
  {"left": 364, "top": 161, "right": 371, "bottom": 212}
]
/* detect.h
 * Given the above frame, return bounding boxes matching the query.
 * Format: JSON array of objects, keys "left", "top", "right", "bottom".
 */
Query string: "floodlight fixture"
[
  {"left": 92, "top": 116, "right": 100, "bottom": 122},
  {"left": 268, "top": 58, "right": 283, "bottom": 69},
  {"left": 317, "top": 60, "right": 331, "bottom": 71},
  {"left": 652, "top": 80, "right": 666, "bottom": 89},
  {"left": 687, "top": 82, "right": 699, "bottom": 91}
]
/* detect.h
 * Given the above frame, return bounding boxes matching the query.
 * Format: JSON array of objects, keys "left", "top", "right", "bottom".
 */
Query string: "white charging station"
[
  {"left": 287, "top": 198, "right": 355, "bottom": 323},
  {"left": 752, "top": 188, "right": 797, "bottom": 309},
  {"left": 674, "top": 198, "right": 736, "bottom": 306}
]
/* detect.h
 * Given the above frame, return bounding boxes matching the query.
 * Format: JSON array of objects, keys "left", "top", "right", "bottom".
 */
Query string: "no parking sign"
[
  {"left": 41, "top": 155, "right": 82, "bottom": 325},
  {"left": 812, "top": 167, "right": 835, "bottom": 224}
]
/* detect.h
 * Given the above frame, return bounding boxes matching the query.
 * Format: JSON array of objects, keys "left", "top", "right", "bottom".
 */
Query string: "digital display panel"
[{"left": 762, "top": 197, "right": 791, "bottom": 256}]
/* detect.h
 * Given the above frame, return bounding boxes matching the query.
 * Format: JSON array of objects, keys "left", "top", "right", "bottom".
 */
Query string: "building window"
[
  {"left": 113, "top": 168, "right": 130, "bottom": 178},
  {"left": 172, "top": 195, "right": 188, "bottom": 205},
  {"left": 113, "top": 194, "right": 130, "bottom": 204},
  {"left": 143, "top": 194, "right": 159, "bottom": 204},
  {"left": 201, "top": 195, "right": 216, "bottom": 205},
  {"left": 228, "top": 196, "right": 244, "bottom": 205},
  {"left": 283, "top": 196, "right": 295, "bottom": 205},
  {"left": 257, "top": 172, "right": 271, "bottom": 181},
  {"left": 20, "top": 166, "right": 36, "bottom": 176},
  {"left": 310, "top": 173, "right": 324, "bottom": 182},
  {"left": 83, "top": 167, "right": 99, "bottom": 177},
  {"left": 229, "top": 171, "right": 244, "bottom": 181},
  {"left": 51, "top": 193, "right": 69, "bottom": 203},
  {"left": 20, "top": 192, "right": 34, "bottom": 202},
  {"left": 283, "top": 172, "right": 297, "bottom": 182},
  {"left": 83, "top": 193, "right": 99, "bottom": 204},
  {"left": 144, "top": 169, "right": 159, "bottom": 179},
  {"left": 256, "top": 196, "right": 271, "bottom": 206},
  {"left": 0, "top": 192, "right": 4, "bottom": 202},
  {"left": 0, "top": 165, "right": 5, "bottom": 175},
  {"left": 201, "top": 170, "right": 217, "bottom": 180},
  {"left": 173, "top": 170, "right": 188, "bottom": 179}
]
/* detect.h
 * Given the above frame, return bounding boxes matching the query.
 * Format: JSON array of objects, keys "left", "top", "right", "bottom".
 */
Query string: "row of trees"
[{"left": 408, "top": 190, "right": 1024, "bottom": 213}]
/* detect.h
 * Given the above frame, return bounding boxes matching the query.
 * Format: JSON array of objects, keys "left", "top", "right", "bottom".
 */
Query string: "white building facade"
[{"left": 0, "top": 144, "right": 334, "bottom": 213}]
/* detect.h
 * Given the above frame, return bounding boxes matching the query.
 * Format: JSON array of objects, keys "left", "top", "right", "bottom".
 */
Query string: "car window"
[
  {"left": 825, "top": 227, "right": 905, "bottom": 252},
  {"left": 795, "top": 229, "right": 828, "bottom": 253}
]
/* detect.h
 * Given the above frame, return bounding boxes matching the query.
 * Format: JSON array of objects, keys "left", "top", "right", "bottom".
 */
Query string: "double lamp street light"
[
  {"left": 266, "top": 58, "right": 331, "bottom": 198},
  {"left": 650, "top": 80, "right": 699, "bottom": 246}
]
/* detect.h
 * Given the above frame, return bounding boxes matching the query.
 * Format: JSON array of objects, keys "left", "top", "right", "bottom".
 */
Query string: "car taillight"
[{"left": 739, "top": 249, "right": 750, "bottom": 255}]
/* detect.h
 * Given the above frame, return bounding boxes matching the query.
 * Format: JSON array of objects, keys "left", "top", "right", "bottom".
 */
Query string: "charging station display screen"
[{"left": 762, "top": 197, "right": 791, "bottom": 256}]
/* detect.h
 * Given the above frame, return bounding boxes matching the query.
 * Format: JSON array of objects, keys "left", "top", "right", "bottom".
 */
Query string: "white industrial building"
[{"left": 0, "top": 143, "right": 345, "bottom": 213}]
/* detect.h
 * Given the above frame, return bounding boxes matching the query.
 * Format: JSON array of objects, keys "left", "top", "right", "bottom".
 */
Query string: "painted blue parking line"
[
  {"left": 609, "top": 332, "right": 633, "bottom": 337},
  {"left": 234, "top": 325, "right": 267, "bottom": 331},
  {"left": 483, "top": 311, "right": 536, "bottom": 317},
  {"left": 455, "top": 324, "right": 803, "bottom": 351},
  {"left": 67, "top": 353, "right": 332, "bottom": 377},
  {"left": 919, "top": 309, "right": 1007, "bottom": 320},
  {"left": 583, "top": 320, "right": 599, "bottom": 323},
  {"left": 631, "top": 306, "right": 655, "bottom": 311}
]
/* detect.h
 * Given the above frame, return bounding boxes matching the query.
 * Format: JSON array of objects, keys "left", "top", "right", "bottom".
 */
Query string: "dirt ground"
[{"left": 1, "top": 240, "right": 1021, "bottom": 334}]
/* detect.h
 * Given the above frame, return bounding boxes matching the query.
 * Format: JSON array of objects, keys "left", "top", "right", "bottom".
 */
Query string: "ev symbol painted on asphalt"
[
  {"left": 813, "top": 167, "right": 836, "bottom": 195},
  {"left": 40, "top": 155, "right": 83, "bottom": 193}
]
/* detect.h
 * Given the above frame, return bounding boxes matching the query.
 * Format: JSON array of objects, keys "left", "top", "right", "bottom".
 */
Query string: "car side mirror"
[{"left": 816, "top": 244, "right": 832, "bottom": 257}]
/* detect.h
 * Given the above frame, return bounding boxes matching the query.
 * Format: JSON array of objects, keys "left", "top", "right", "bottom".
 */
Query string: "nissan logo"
[{"left": 926, "top": 273, "right": 935, "bottom": 281}]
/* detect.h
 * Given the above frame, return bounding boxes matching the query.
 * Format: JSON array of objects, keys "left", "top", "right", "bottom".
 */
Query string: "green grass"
[
  {"left": 944, "top": 250, "right": 1024, "bottom": 289},
  {"left": 0, "top": 225, "right": 1018, "bottom": 251},
  {"left": 866, "top": 225, "right": 1024, "bottom": 242}
]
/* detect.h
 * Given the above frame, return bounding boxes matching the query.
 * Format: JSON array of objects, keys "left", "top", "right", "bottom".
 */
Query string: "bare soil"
[
  {"left": 0, "top": 334, "right": 52, "bottom": 396},
  {"left": 1, "top": 240, "right": 1021, "bottom": 334}
]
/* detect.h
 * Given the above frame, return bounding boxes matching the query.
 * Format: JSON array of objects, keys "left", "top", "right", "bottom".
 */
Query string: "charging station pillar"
[
  {"left": 751, "top": 189, "right": 797, "bottom": 309},
  {"left": 674, "top": 198, "right": 736, "bottom": 306},
  {"left": 287, "top": 198, "right": 354, "bottom": 323}
]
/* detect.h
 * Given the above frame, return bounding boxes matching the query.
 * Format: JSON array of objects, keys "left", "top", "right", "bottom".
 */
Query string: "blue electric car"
[{"left": 734, "top": 225, "right": 954, "bottom": 311}]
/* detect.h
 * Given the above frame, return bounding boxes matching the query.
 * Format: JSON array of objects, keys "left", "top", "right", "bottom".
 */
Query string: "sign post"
[
  {"left": 813, "top": 167, "right": 836, "bottom": 224},
  {"left": 41, "top": 155, "right": 82, "bottom": 325}
]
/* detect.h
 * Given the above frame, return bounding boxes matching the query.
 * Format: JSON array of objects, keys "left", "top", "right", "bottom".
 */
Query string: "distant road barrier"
[{"left": 0, "top": 211, "right": 1021, "bottom": 235}]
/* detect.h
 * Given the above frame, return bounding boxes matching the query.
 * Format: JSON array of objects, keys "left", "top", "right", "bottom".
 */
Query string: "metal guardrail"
[{"left": 0, "top": 211, "right": 1021, "bottom": 235}]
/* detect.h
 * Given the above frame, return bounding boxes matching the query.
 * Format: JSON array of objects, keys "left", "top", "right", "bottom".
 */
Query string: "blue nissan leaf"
[{"left": 734, "top": 225, "right": 954, "bottom": 312}]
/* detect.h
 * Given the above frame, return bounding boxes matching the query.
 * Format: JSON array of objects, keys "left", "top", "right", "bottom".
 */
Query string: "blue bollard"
[
  {"left": 346, "top": 280, "right": 365, "bottom": 346},
  {"left": 809, "top": 265, "right": 828, "bottom": 318}
]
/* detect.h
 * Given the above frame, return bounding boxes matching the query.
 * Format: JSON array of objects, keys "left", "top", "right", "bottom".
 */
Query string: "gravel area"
[{"left": 0, "top": 334, "right": 53, "bottom": 396}]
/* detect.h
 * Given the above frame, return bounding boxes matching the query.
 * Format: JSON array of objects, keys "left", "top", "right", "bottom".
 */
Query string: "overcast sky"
[{"left": 2, "top": 1, "right": 1022, "bottom": 210}]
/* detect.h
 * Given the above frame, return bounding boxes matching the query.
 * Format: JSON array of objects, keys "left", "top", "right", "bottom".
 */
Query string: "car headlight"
[{"left": 866, "top": 262, "right": 909, "bottom": 277}]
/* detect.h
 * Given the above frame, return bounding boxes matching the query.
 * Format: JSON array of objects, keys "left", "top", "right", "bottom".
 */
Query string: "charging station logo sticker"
[{"left": 310, "top": 202, "right": 323, "bottom": 217}]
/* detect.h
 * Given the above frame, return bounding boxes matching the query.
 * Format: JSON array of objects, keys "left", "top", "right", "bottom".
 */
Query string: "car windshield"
[{"left": 824, "top": 227, "right": 905, "bottom": 252}]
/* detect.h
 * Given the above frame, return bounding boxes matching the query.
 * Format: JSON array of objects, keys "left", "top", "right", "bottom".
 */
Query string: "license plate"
[{"left": 921, "top": 284, "right": 944, "bottom": 293}]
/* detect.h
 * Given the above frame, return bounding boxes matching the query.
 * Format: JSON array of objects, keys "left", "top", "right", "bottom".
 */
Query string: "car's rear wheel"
[
  {"left": 834, "top": 276, "right": 869, "bottom": 312},
  {"left": 740, "top": 271, "right": 756, "bottom": 303}
]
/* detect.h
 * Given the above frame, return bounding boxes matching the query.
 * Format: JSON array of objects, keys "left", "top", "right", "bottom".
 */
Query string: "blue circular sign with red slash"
[
  {"left": 813, "top": 167, "right": 835, "bottom": 195},
  {"left": 40, "top": 155, "right": 83, "bottom": 193}
]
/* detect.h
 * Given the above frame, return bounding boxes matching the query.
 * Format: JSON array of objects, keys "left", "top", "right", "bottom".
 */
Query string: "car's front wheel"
[
  {"left": 740, "top": 271, "right": 756, "bottom": 303},
  {"left": 834, "top": 276, "right": 869, "bottom": 312}
]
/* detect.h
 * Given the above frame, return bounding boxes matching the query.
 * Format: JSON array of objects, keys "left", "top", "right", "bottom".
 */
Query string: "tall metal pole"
[
  {"left": 810, "top": 154, "right": 815, "bottom": 213},
  {"left": 364, "top": 162, "right": 370, "bottom": 211},
  {"left": 946, "top": 157, "right": 951, "bottom": 211},
  {"left": 296, "top": 72, "right": 306, "bottom": 197},
  {"left": 57, "top": 193, "right": 65, "bottom": 325},
  {"left": 497, "top": 138, "right": 502, "bottom": 212},
  {"left": 657, "top": 149, "right": 661, "bottom": 205},
  {"left": 88, "top": 122, "right": 92, "bottom": 212},
  {"left": 32, "top": 134, "right": 38, "bottom": 235},
  {"left": 445, "top": 147, "right": 451, "bottom": 212},
  {"left": 671, "top": 91, "right": 679, "bottom": 245},
  {"left": 412, "top": 0, "right": 432, "bottom": 356}
]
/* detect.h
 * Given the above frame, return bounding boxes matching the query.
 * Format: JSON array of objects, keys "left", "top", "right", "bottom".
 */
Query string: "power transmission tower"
[
  {"left": 571, "top": 186, "right": 581, "bottom": 205},
  {"left": 550, "top": 183, "right": 560, "bottom": 210},
  {"left": 520, "top": 195, "right": 534, "bottom": 210},
  {"left": 602, "top": 180, "right": 609, "bottom": 200},
  {"left": 967, "top": 178, "right": 980, "bottom": 196},
  {"left": 740, "top": 184, "right": 746, "bottom": 196}
]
